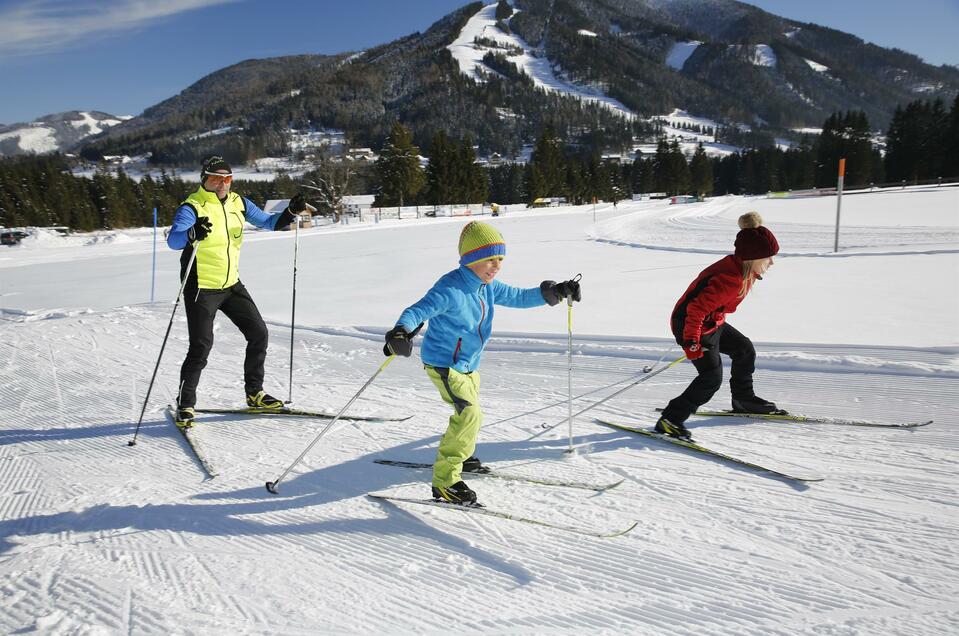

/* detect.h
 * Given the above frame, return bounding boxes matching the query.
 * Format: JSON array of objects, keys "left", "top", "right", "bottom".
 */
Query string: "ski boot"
[
  {"left": 654, "top": 416, "right": 692, "bottom": 441},
  {"left": 247, "top": 390, "right": 284, "bottom": 409},
  {"left": 175, "top": 406, "right": 195, "bottom": 430},
  {"left": 431, "top": 481, "right": 478, "bottom": 505},
  {"left": 731, "top": 396, "right": 787, "bottom": 415},
  {"left": 462, "top": 456, "right": 490, "bottom": 474}
]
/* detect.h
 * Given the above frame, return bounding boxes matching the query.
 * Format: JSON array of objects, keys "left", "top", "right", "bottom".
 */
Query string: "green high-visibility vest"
[{"left": 183, "top": 187, "right": 246, "bottom": 289}]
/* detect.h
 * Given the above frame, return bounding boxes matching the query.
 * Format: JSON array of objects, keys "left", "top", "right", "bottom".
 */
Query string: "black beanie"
[{"left": 201, "top": 155, "right": 232, "bottom": 178}]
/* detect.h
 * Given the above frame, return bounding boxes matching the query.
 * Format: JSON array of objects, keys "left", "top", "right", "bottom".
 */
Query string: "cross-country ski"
[
  {"left": 675, "top": 408, "right": 933, "bottom": 428},
  {"left": 374, "top": 459, "right": 624, "bottom": 492},
  {"left": 597, "top": 419, "right": 825, "bottom": 482},
  {"left": 367, "top": 493, "right": 638, "bottom": 538},
  {"left": 195, "top": 406, "right": 413, "bottom": 421}
]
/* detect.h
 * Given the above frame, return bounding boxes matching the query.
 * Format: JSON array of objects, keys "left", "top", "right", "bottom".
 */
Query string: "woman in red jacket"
[{"left": 656, "top": 212, "right": 782, "bottom": 440}]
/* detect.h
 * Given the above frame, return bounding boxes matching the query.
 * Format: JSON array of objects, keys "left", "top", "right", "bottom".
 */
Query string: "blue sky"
[{"left": 0, "top": 0, "right": 956, "bottom": 125}]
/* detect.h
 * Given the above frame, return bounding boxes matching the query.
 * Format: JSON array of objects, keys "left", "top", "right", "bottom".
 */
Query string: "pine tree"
[
  {"left": 945, "top": 95, "right": 959, "bottom": 179},
  {"left": 425, "top": 131, "right": 455, "bottom": 204},
  {"left": 374, "top": 123, "right": 425, "bottom": 207},
  {"left": 689, "top": 144, "right": 713, "bottom": 198},
  {"left": 526, "top": 126, "right": 566, "bottom": 203}
]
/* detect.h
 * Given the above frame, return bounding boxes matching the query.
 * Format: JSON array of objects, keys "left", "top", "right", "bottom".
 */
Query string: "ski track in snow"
[{"left": 1, "top": 304, "right": 957, "bottom": 633}]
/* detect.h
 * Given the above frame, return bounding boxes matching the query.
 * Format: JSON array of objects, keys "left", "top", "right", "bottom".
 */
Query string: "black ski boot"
[
  {"left": 731, "top": 396, "right": 787, "bottom": 415},
  {"left": 175, "top": 406, "right": 195, "bottom": 430},
  {"left": 431, "top": 481, "right": 478, "bottom": 505},
  {"left": 462, "top": 456, "right": 490, "bottom": 474},
  {"left": 247, "top": 390, "right": 283, "bottom": 409},
  {"left": 654, "top": 416, "right": 692, "bottom": 441}
]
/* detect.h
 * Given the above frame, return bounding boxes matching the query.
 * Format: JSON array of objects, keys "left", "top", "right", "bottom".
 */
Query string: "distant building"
[
  {"left": 264, "top": 199, "right": 318, "bottom": 228},
  {"left": 347, "top": 148, "right": 376, "bottom": 161},
  {"left": 343, "top": 194, "right": 376, "bottom": 216}
]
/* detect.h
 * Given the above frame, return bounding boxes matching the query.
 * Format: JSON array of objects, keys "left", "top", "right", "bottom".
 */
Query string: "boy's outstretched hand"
[{"left": 540, "top": 279, "right": 582, "bottom": 306}]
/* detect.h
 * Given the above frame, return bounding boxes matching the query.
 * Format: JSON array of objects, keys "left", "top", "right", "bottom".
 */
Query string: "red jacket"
[{"left": 671, "top": 255, "right": 752, "bottom": 344}]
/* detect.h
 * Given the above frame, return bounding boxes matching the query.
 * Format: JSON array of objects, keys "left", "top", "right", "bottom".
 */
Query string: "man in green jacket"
[{"left": 167, "top": 156, "right": 305, "bottom": 427}]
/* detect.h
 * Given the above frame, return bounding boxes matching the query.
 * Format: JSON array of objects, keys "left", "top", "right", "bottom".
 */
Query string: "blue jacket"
[{"left": 396, "top": 265, "right": 546, "bottom": 373}]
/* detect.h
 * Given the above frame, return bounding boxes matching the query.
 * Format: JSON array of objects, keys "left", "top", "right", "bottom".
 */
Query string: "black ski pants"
[
  {"left": 661, "top": 323, "right": 756, "bottom": 425},
  {"left": 178, "top": 281, "right": 269, "bottom": 408}
]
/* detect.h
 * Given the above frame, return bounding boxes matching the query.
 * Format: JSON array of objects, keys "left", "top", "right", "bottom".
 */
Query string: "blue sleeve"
[
  {"left": 396, "top": 284, "right": 451, "bottom": 331},
  {"left": 491, "top": 280, "right": 546, "bottom": 309},
  {"left": 242, "top": 197, "right": 287, "bottom": 231},
  {"left": 167, "top": 204, "right": 197, "bottom": 250}
]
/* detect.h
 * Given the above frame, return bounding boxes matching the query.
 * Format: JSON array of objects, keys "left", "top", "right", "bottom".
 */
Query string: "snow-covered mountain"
[
  {"left": 0, "top": 111, "right": 130, "bottom": 156},
  {"left": 81, "top": 0, "right": 959, "bottom": 168}
]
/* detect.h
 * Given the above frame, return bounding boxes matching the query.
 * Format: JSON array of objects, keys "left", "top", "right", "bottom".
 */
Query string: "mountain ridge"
[{"left": 12, "top": 0, "right": 959, "bottom": 164}]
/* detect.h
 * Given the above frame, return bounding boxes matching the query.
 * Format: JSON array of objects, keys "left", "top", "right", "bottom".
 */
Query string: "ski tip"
[
  {"left": 265, "top": 481, "right": 279, "bottom": 495},
  {"left": 602, "top": 478, "right": 626, "bottom": 492},
  {"left": 611, "top": 521, "right": 639, "bottom": 537}
]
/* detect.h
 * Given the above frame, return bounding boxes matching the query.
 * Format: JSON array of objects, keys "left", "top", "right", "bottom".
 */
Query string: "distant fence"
[
  {"left": 359, "top": 203, "right": 490, "bottom": 222},
  {"left": 767, "top": 176, "right": 959, "bottom": 199}
]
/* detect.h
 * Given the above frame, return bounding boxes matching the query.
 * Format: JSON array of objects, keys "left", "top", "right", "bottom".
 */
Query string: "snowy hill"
[
  {"left": 0, "top": 111, "right": 130, "bottom": 156},
  {"left": 1, "top": 187, "right": 957, "bottom": 633}
]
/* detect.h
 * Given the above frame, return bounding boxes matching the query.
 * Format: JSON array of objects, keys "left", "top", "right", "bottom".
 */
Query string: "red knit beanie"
[{"left": 734, "top": 212, "right": 779, "bottom": 260}]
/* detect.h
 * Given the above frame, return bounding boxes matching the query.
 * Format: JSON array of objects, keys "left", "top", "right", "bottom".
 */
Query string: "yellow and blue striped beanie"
[{"left": 458, "top": 221, "right": 506, "bottom": 266}]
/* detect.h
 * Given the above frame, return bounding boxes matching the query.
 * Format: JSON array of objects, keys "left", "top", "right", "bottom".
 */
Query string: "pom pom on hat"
[
  {"left": 738, "top": 211, "right": 763, "bottom": 229},
  {"left": 458, "top": 221, "right": 506, "bottom": 266},
  {"left": 734, "top": 211, "right": 779, "bottom": 260}
]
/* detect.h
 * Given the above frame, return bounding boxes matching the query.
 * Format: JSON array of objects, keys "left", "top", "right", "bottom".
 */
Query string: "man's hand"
[
  {"left": 188, "top": 216, "right": 212, "bottom": 242},
  {"left": 288, "top": 193, "right": 307, "bottom": 214}
]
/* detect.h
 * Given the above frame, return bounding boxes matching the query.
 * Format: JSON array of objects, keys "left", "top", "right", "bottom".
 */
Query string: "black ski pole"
[
  {"left": 287, "top": 219, "right": 300, "bottom": 404},
  {"left": 266, "top": 355, "right": 397, "bottom": 494},
  {"left": 128, "top": 246, "right": 198, "bottom": 446}
]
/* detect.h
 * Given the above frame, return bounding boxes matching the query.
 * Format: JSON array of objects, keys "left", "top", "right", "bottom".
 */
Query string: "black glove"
[
  {"left": 384, "top": 326, "right": 413, "bottom": 357},
  {"left": 276, "top": 209, "right": 297, "bottom": 230},
  {"left": 540, "top": 279, "right": 582, "bottom": 306},
  {"left": 288, "top": 193, "right": 307, "bottom": 214},
  {"left": 188, "top": 216, "right": 212, "bottom": 242}
]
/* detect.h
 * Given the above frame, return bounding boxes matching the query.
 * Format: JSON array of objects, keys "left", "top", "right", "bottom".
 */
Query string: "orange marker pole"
[{"left": 834, "top": 158, "right": 846, "bottom": 252}]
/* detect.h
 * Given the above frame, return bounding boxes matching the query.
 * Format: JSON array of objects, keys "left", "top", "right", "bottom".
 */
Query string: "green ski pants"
[{"left": 425, "top": 366, "right": 482, "bottom": 488}]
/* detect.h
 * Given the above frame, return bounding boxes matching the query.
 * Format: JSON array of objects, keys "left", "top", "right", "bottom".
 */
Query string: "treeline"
[
  {"left": 0, "top": 155, "right": 303, "bottom": 231},
  {"left": 2, "top": 97, "right": 956, "bottom": 231}
]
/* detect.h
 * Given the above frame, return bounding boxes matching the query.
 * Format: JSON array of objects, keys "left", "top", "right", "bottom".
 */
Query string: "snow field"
[{"left": 0, "top": 186, "right": 957, "bottom": 633}]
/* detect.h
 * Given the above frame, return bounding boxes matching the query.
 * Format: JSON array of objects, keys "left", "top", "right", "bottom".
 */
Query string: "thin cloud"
[{"left": 0, "top": 0, "right": 241, "bottom": 56}]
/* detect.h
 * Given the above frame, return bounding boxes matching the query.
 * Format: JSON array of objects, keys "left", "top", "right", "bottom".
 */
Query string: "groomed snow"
[
  {"left": 0, "top": 123, "right": 58, "bottom": 154},
  {"left": 447, "top": 2, "right": 636, "bottom": 119},
  {"left": 1, "top": 186, "right": 957, "bottom": 633},
  {"left": 666, "top": 41, "right": 701, "bottom": 71}
]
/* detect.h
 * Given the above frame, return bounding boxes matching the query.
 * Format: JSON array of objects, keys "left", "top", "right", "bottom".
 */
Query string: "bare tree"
[{"left": 302, "top": 150, "right": 355, "bottom": 222}]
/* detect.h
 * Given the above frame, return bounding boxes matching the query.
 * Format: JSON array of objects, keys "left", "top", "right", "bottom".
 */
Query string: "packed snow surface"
[{"left": 1, "top": 186, "right": 957, "bottom": 633}]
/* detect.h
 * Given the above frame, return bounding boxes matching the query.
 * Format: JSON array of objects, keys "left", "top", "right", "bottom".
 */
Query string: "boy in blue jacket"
[{"left": 385, "top": 221, "right": 581, "bottom": 505}]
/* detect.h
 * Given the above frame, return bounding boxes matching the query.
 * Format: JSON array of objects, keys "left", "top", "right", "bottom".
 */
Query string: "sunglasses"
[{"left": 204, "top": 173, "right": 233, "bottom": 184}]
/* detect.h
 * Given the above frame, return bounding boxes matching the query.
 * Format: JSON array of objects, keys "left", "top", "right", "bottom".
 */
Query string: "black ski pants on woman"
[
  {"left": 177, "top": 281, "right": 269, "bottom": 408},
  {"left": 661, "top": 323, "right": 756, "bottom": 425}
]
